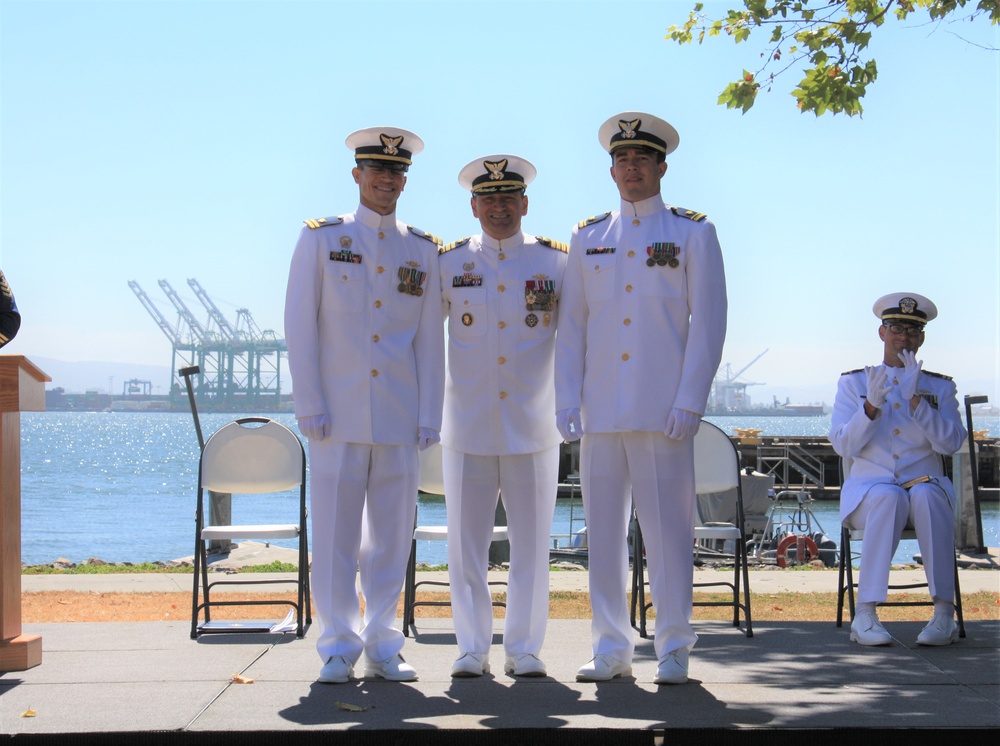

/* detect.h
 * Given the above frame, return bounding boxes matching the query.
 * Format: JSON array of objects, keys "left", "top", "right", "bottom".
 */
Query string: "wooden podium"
[{"left": 0, "top": 355, "right": 49, "bottom": 671}]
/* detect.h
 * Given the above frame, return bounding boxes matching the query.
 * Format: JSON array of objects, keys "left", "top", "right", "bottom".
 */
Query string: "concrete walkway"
[{"left": 4, "top": 564, "right": 999, "bottom": 737}]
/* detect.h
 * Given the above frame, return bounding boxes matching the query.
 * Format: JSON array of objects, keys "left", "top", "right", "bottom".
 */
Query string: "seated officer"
[{"left": 829, "top": 293, "right": 967, "bottom": 646}]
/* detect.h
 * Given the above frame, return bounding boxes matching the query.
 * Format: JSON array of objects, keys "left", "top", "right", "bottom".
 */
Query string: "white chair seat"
[
  {"left": 412, "top": 525, "right": 508, "bottom": 543},
  {"left": 201, "top": 524, "right": 299, "bottom": 540}
]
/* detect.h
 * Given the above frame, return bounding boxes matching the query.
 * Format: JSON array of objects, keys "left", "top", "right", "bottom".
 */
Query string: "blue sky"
[{"left": 2, "top": 0, "right": 997, "bottom": 408}]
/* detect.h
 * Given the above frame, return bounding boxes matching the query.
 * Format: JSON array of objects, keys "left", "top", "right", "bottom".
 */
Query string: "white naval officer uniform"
[
  {"left": 829, "top": 366, "right": 966, "bottom": 605},
  {"left": 439, "top": 230, "right": 567, "bottom": 659},
  {"left": 284, "top": 203, "right": 444, "bottom": 665},
  {"left": 555, "top": 193, "right": 727, "bottom": 662}
]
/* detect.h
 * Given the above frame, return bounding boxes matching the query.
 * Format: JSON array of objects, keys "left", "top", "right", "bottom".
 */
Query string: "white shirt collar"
[{"left": 620, "top": 194, "right": 665, "bottom": 218}]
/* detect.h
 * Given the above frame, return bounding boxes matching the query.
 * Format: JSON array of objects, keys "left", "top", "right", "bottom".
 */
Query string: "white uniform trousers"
[
  {"left": 845, "top": 480, "right": 956, "bottom": 605},
  {"left": 580, "top": 432, "right": 698, "bottom": 662},
  {"left": 442, "top": 445, "right": 559, "bottom": 657},
  {"left": 309, "top": 440, "right": 418, "bottom": 664}
]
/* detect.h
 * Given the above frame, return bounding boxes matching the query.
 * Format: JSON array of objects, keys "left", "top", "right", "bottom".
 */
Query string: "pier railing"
[{"left": 756, "top": 442, "right": 826, "bottom": 489}]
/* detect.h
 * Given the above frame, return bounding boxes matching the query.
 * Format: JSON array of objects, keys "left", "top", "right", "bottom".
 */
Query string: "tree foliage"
[{"left": 668, "top": 0, "right": 1000, "bottom": 116}]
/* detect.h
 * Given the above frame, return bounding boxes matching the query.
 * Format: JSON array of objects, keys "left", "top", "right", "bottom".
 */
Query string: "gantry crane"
[{"left": 708, "top": 349, "right": 768, "bottom": 413}]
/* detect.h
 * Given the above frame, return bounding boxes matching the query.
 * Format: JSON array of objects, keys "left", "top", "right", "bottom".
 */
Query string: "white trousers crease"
[
  {"left": 580, "top": 431, "right": 697, "bottom": 663},
  {"left": 846, "top": 480, "right": 955, "bottom": 605},
  {"left": 442, "top": 445, "right": 559, "bottom": 657},
  {"left": 308, "top": 440, "right": 418, "bottom": 663}
]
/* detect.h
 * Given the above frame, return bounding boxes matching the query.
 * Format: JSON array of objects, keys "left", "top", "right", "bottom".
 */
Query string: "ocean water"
[{"left": 17, "top": 411, "right": 1000, "bottom": 567}]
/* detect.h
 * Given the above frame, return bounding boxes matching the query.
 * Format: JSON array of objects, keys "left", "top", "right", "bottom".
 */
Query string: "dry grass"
[{"left": 22, "top": 590, "right": 1000, "bottom": 624}]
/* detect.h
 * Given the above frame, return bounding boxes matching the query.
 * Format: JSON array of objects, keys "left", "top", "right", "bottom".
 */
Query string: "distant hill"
[{"left": 30, "top": 357, "right": 174, "bottom": 395}]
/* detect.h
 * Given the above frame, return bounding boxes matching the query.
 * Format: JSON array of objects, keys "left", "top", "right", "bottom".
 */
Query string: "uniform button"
[
  {"left": 498, "top": 357, "right": 506, "bottom": 365},
  {"left": 625, "top": 284, "right": 633, "bottom": 293},
  {"left": 623, "top": 318, "right": 631, "bottom": 326},
  {"left": 593, "top": 265, "right": 600, "bottom": 270},
  {"left": 373, "top": 335, "right": 380, "bottom": 343},
  {"left": 498, "top": 284, "right": 506, "bottom": 293},
  {"left": 621, "top": 353, "right": 630, "bottom": 361},
  {"left": 463, "top": 299, "right": 470, "bottom": 305},
  {"left": 628, "top": 250, "right": 635, "bottom": 258},
  {"left": 893, "top": 402, "right": 900, "bottom": 409},
  {"left": 893, "top": 454, "right": 899, "bottom": 460},
  {"left": 378, "top": 231, "right": 385, "bottom": 239},
  {"left": 498, "top": 252, "right": 505, "bottom": 260},
  {"left": 371, "top": 370, "right": 378, "bottom": 377},
  {"left": 377, "top": 266, "right": 385, "bottom": 274},
  {"left": 374, "top": 300, "right": 382, "bottom": 308},
  {"left": 499, "top": 391, "right": 507, "bottom": 399},
  {"left": 498, "top": 321, "right": 506, "bottom": 329},
  {"left": 893, "top": 428, "right": 900, "bottom": 435},
  {"left": 342, "top": 275, "right": 348, "bottom": 281},
  {"left": 632, "top": 218, "right": 640, "bottom": 226}
]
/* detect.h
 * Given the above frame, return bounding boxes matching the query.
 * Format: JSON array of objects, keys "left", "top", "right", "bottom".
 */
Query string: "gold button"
[
  {"left": 893, "top": 428, "right": 900, "bottom": 435},
  {"left": 625, "top": 284, "right": 633, "bottom": 292},
  {"left": 499, "top": 391, "right": 507, "bottom": 399},
  {"left": 893, "top": 454, "right": 899, "bottom": 460},
  {"left": 632, "top": 218, "right": 640, "bottom": 226},
  {"left": 378, "top": 231, "right": 385, "bottom": 239},
  {"left": 593, "top": 265, "right": 600, "bottom": 270},
  {"left": 463, "top": 299, "right": 470, "bottom": 305},
  {"left": 373, "top": 335, "right": 380, "bottom": 343},
  {"left": 628, "top": 250, "right": 635, "bottom": 258},
  {"left": 623, "top": 318, "right": 631, "bottom": 326},
  {"left": 377, "top": 266, "right": 385, "bottom": 274},
  {"left": 621, "top": 353, "right": 630, "bottom": 361},
  {"left": 498, "top": 321, "right": 506, "bottom": 329},
  {"left": 371, "top": 369, "right": 378, "bottom": 377},
  {"left": 342, "top": 275, "right": 348, "bottom": 281},
  {"left": 498, "top": 284, "right": 506, "bottom": 293},
  {"left": 498, "top": 357, "right": 506, "bottom": 365},
  {"left": 498, "top": 252, "right": 505, "bottom": 260},
  {"left": 374, "top": 300, "right": 382, "bottom": 308},
  {"left": 893, "top": 402, "right": 900, "bottom": 409},
  {"left": 893, "top": 378, "right": 899, "bottom": 385}
]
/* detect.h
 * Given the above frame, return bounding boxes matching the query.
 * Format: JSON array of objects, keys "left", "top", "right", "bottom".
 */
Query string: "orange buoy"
[{"left": 775, "top": 534, "right": 820, "bottom": 568}]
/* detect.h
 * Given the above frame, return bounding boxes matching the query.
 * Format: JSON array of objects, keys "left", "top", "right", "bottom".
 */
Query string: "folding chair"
[
  {"left": 403, "top": 442, "right": 508, "bottom": 637},
  {"left": 835, "top": 457, "right": 965, "bottom": 637},
  {"left": 630, "top": 420, "right": 754, "bottom": 638},
  {"left": 191, "top": 417, "right": 311, "bottom": 639}
]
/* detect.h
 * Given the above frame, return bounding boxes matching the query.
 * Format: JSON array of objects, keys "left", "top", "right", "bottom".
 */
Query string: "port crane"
[
  {"left": 129, "top": 279, "right": 287, "bottom": 410},
  {"left": 708, "top": 349, "right": 768, "bottom": 413}
]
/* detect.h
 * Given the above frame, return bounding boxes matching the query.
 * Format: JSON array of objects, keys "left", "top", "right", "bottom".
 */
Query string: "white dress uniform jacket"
[
  {"left": 555, "top": 195, "right": 727, "bottom": 427},
  {"left": 440, "top": 231, "right": 567, "bottom": 454},
  {"left": 284, "top": 204, "right": 445, "bottom": 444},
  {"left": 830, "top": 366, "right": 966, "bottom": 520}
]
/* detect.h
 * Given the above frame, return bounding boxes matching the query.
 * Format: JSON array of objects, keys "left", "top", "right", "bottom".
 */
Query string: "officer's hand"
[
  {"left": 664, "top": 407, "right": 701, "bottom": 441},
  {"left": 418, "top": 427, "right": 440, "bottom": 452},
  {"left": 297, "top": 414, "right": 330, "bottom": 442},
  {"left": 556, "top": 408, "right": 583, "bottom": 442},
  {"left": 864, "top": 366, "right": 892, "bottom": 409},
  {"left": 896, "top": 349, "right": 923, "bottom": 401}
]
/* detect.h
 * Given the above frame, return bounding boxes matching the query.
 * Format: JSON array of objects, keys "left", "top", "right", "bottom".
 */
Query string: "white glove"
[
  {"left": 417, "top": 427, "right": 440, "bottom": 451},
  {"left": 664, "top": 407, "right": 701, "bottom": 441},
  {"left": 297, "top": 413, "right": 329, "bottom": 441},
  {"left": 864, "top": 366, "right": 892, "bottom": 409},
  {"left": 896, "top": 349, "right": 923, "bottom": 401},
  {"left": 556, "top": 408, "right": 583, "bottom": 442}
]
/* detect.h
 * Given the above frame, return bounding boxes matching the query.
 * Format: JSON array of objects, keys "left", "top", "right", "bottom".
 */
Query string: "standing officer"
[
  {"left": 555, "top": 112, "right": 728, "bottom": 685},
  {"left": 439, "top": 155, "right": 567, "bottom": 678},
  {"left": 284, "top": 127, "right": 445, "bottom": 683},
  {"left": 829, "top": 293, "right": 966, "bottom": 646}
]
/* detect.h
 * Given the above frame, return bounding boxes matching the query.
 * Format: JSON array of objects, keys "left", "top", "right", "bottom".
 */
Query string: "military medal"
[
  {"left": 340, "top": 236, "right": 352, "bottom": 249},
  {"left": 453, "top": 273, "right": 483, "bottom": 287},
  {"left": 525, "top": 279, "right": 556, "bottom": 312},
  {"left": 647, "top": 242, "right": 680, "bottom": 268},
  {"left": 397, "top": 266, "right": 426, "bottom": 296},
  {"left": 543, "top": 312, "right": 552, "bottom": 328},
  {"left": 462, "top": 312, "right": 474, "bottom": 326},
  {"left": 525, "top": 313, "right": 538, "bottom": 327},
  {"left": 330, "top": 249, "right": 362, "bottom": 264}
]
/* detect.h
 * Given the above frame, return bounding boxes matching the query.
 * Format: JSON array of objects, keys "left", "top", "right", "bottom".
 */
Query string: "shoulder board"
[
  {"left": 439, "top": 237, "right": 471, "bottom": 254},
  {"left": 408, "top": 226, "right": 442, "bottom": 245},
  {"left": 304, "top": 216, "right": 344, "bottom": 229},
  {"left": 840, "top": 368, "right": 864, "bottom": 376},
  {"left": 670, "top": 207, "right": 708, "bottom": 222},
  {"left": 535, "top": 236, "right": 569, "bottom": 253},
  {"left": 924, "top": 370, "right": 953, "bottom": 381},
  {"left": 577, "top": 212, "right": 611, "bottom": 229}
]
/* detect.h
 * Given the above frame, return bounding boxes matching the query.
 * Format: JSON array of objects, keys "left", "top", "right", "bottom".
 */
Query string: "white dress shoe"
[
  {"left": 363, "top": 653, "right": 417, "bottom": 681},
  {"left": 654, "top": 648, "right": 689, "bottom": 685},
  {"left": 850, "top": 609, "right": 892, "bottom": 646},
  {"left": 575, "top": 654, "right": 632, "bottom": 682},
  {"left": 505, "top": 653, "right": 547, "bottom": 677},
  {"left": 451, "top": 652, "right": 490, "bottom": 677},
  {"left": 318, "top": 655, "right": 354, "bottom": 684},
  {"left": 916, "top": 612, "right": 959, "bottom": 646}
]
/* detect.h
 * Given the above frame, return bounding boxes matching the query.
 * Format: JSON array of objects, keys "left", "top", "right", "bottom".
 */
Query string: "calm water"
[{"left": 17, "top": 412, "right": 1000, "bottom": 566}]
